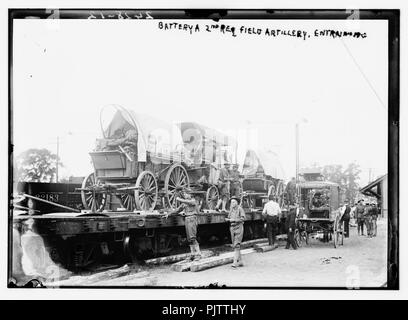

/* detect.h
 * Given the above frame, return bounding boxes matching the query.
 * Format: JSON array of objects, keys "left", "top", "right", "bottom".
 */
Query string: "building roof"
[{"left": 360, "top": 174, "right": 387, "bottom": 198}]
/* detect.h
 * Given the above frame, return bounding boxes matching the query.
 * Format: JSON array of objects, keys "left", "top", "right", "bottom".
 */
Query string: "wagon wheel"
[
  {"left": 134, "top": 171, "right": 158, "bottom": 211},
  {"left": 164, "top": 164, "right": 190, "bottom": 209},
  {"left": 242, "top": 195, "right": 255, "bottom": 209},
  {"left": 206, "top": 185, "right": 219, "bottom": 210},
  {"left": 81, "top": 172, "right": 107, "bottom": 212},
  {"left": 119, "top": 191, "right": 136, "bottom": 212}
]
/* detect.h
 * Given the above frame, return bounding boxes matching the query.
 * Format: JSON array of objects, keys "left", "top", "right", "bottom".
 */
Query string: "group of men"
[
  {"left": 354, "top": 200, "right": 379, "bottom": 237},
  {"left": 164, "top": 188, "right": 246, "bottom": 268}
]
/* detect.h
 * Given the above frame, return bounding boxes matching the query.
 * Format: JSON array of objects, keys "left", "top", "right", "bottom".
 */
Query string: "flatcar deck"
[{"left": 13, "top": 209, "right": 265, "bottom": 236}]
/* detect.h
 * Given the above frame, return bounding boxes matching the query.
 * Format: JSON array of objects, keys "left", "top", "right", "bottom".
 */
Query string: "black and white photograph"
[{"left": 5, "top": 6, "right": 400, "bottom": 294}]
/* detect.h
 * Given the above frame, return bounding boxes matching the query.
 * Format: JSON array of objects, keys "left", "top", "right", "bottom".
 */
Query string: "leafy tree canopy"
[{"left": 15, "top": 148, "right": 62, "bottom": 182}]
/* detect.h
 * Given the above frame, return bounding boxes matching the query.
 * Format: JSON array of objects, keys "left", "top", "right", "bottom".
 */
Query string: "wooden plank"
[
  {"left": 46, "top": 264, "right": 132, "bottom": 286},
  {"left": 226, "top": 238, "right": 268, "bottom": 249},
  {"left": 189, "top": 248, "right": 256, "bottom": 272},
  {"left": 254, "top": 244, "right": 278, "bottom": 252},
  {"left": 147, "top": 250, "right": 213, "bottom": 266},
  {"left": 171, "top": 260, "right": 194, "bottom": 272}
]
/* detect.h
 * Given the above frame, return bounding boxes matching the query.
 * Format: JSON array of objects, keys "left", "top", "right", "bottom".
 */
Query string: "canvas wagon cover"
[
  {"left": 101, "top": 105, "right": 190, "bottom": 163},
  {"left": 242, "top": 149, "right": 285, "bottom": 180},
  {"left": 178, "top": 122, "right": 237, "bottom": 165}
]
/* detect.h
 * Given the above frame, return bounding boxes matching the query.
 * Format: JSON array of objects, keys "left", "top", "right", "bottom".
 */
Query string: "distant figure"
[
  {"left": 225, "top": 197, "right": 246, "bottom": 268},
  {"left": 370, "top": 203, "right": 379, "bottom": 237},
  {"left": 262, "top": 195, "right": 281, "bottom": 246},
  {"left": 340, "top": 201, "right": 351, "bottom": 238},
  {"left": 285, "top": 177, "right": 297, "bottom": 205},
  {"left": 215, "top": 162, "right": 231, "bottom": 212},
  {"left": 356, "top": 200, "right": 366, "bottom": 236},
  {"left": 311, "top": 192, "right": 324, "bottom": 208},
  {"left": 285, "top": 207, "right": 298, "bottom": 250},
  {"left": 364, "top": 203, "right": 373, "bottom": 237},
  {"left": 230, "top": 164, "right": 241, "bottom": 198}
]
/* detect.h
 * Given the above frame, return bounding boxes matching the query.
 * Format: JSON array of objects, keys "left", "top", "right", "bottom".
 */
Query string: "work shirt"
[
  {"left": 227, "top": 206, "right": 246, "bottom": 226},
  {"left": 363, "top": 206, "right": 371, "bottom": 217},
  {"left": 371, "top": 206, "right": 379, "bottom": 219},
  {"left": 285, "top": 181, "right": 296, "bottom": 194},
  {"left": 219, "top": 167, "right": 230, "bottom": 183},
  {"left": 356, "top": 204, "right": 365, "bottom": 219},
  {"left": 262, "top": 200, "right": 282, "bottom": 217},
  {"left": 230, "top": 170, "right": 240, "bottom": 183},
  {"left": 174, "top": 199, "right": 199, "bottom": 217}
]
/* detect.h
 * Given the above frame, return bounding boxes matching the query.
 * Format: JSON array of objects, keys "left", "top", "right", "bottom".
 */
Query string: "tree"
[
  {"left": 304, "top": 162, "right": 361, "bottom": 204},
  {"left": 15, "top": 148, "right": 62, "bottom": 182}
]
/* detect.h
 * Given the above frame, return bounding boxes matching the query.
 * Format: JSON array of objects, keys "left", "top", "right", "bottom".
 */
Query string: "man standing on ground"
[
  {"left": 285, "top": 177, "right": 297, "bottom": 205},
  {"left": 364, "top": 203, "right": 372, "bottom": 237},
  {"left": 341, "top": 201, "right": 351, "bottom": 238},
  {"left": 225, "top": 197, "right": 246, "bottom": 268},
  {"left": 262, "top": 195, "right": 281, "bottom": 247},
  {"left": 371, "top": 203, "right": 379, "bottom": 237},
  {"left": 356, "top": 200, "right": 366, "bottom": 236},
  {"left": 285, "top": 206, "right": 298, "bottom": 250},
  {"left": 164, "top": 188, "right": 201, "bottom": 261}
]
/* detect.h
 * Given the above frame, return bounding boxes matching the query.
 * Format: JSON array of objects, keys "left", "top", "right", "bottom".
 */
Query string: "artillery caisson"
[{"left": 177, "top": 122, "right": 238, "bottom": 210}]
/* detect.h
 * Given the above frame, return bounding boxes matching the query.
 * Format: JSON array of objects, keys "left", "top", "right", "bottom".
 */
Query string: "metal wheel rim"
[
  {"left": 119, "top": 192, "right": 136, "bottom": 212},
  {"left": 135, "top": 171, "right": 158, "bottom": 211},
  {"left": 164, "top": 164, "right": 190, "bottom": 209},
  {"left": 206, "top": 185, "right": 219, "bottom": 210},
  {"left": 81, "top": 172, "right": 106, "bottom": 212}
]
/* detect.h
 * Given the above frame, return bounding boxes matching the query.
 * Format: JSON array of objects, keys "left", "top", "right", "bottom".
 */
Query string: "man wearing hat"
[
  {"left": 230, "top": 164, "right": 241, "bottom": 198},
  {"left": 340, "top": 200, "right": 351, "bottom": 238},
  {"left": 371, "top": 203, "right": 379, "bottom": 237},
  {"left": 225, "top": 196, "right": 246, "bottom": 268},
  {"left": 164, "top": 188, "right": 202, "bottom": 260},
  {"left": 364, "top": 202, "right": 372, "bottom": 237},
  {"left": 215, "top": 162, "right": 232, "bottom": 212},
  {"left": 285, "top": 177, "right": 297, "bottom": 205},
  {"left": 356, "top": 200, "right": 366, "bottom": 236}
]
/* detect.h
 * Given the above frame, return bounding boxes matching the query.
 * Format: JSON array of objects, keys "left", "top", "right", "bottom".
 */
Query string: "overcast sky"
[{"left": 12, "top": 18, "right": 388, "bottom": 186}]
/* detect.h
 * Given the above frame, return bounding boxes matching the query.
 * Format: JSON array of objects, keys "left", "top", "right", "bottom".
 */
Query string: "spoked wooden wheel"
[
  {"left": 206, "top": 185, "right": 219, "bottom": 210},
  {"left": 81, "top": 172, "right": 107, "bottom": 212},
  {"left": 164, "top": 164, "right": 190, "bottom": 209},
  {"left": 134, "top": 171, "right": 158, "bottom": 211},
  {"left": 242, "top": 195, "right": 255, "bottom": 209},
  {"left": 119, "top": 191, "right": 136, "bottom": 212}
]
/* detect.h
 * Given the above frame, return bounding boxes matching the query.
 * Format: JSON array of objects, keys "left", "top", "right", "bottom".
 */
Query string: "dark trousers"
[
  {"left": 343, "top": 218, "right": 350, "bottom": 238},
  {"left": 266, "top": 215, "right": 278, "bottom": 246},
  {"left": 286, "top": 230, "right": 297, "bottom": 249},
  {"left": 357, "top": 218, "right": 365, "bottom": 235}
]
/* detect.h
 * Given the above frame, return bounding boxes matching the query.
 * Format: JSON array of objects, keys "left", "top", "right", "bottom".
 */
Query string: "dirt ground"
[{"left": 87, "top": 219, "right": 387, "bottom": 288}]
